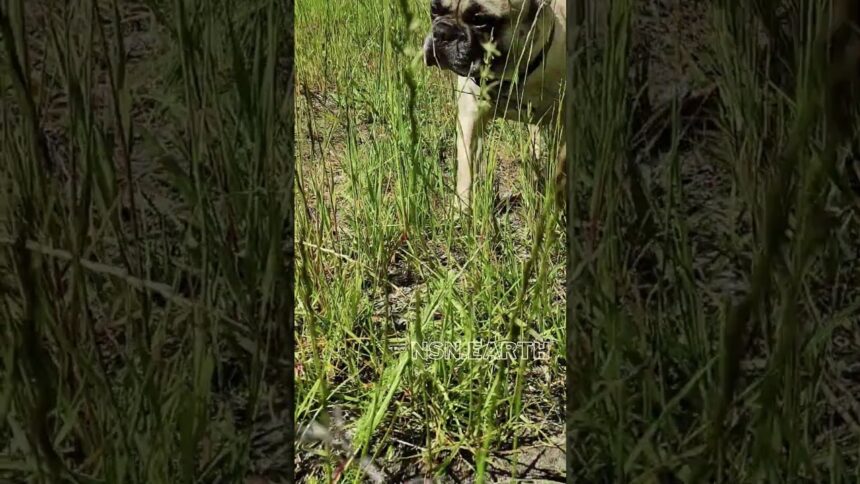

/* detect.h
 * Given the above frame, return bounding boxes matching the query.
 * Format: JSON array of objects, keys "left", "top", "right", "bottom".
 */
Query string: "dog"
[{"left": 423, "top": 0, "right": 567, "bottom": 213}]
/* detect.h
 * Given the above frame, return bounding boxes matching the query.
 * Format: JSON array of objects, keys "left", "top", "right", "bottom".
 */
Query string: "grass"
[
  {"left": 1, "top": 0, "right": 294, "bottom": 482},
  {"left": 565, "top": 0, "right": 860, "bottom": 482},
  {"left": 296, "top": 0, "right": 860, "bottom": 482},
  {"left": 294, "top": 0, "right": 565, "bottom": 482}
]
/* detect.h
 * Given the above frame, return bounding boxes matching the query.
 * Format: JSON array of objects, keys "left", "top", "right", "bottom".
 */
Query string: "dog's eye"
[
  {"left": 466, "top": 13, "right": 498, "bottom": 30},
  {"left": 469, "top": 15, "right": 496, "bottom": 30},
  {"left": 430, "top": 1, "right": 447, "bottom": 17}
]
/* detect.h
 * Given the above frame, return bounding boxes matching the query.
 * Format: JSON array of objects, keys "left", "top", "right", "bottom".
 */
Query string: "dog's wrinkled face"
[{"left": 423, "top": 0, "right": 540, "bottom": 78}]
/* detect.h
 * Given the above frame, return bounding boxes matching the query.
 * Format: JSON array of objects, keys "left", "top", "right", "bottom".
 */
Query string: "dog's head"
[{"left": 423, "top": 0, "right": 549, "bottom": 79}]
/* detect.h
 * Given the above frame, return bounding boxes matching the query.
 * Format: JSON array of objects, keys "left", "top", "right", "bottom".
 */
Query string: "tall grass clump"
[
  {"left": 565, "top": 0, "right": 860, "bottom": 481},
  {"left": 1, "top": 0, "right": 294, "bottom": 481},
  {"left": 701, "top": 0, "right": 860, "bottom": 480}
]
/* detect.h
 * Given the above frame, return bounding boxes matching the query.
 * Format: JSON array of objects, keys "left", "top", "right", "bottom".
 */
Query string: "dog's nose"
[
  {"left": 425, "top": 20, "right": 466, "bottom": 68},
  {"left": 432, "top": 19, "right": 465, "bottom": 43}
]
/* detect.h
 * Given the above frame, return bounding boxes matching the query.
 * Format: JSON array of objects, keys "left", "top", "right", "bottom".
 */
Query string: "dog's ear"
[
  {"left": 516, "top": 0, "right": 545, "bottom": 25},
  {"left": 525, "top": 0, "right": 541, "bottom": 22}
]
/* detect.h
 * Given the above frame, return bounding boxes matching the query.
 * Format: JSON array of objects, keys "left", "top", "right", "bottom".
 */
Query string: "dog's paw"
[
  {"left": 454, "top": 194, "right": 470, "bottom": 215},
  {"left": 494, "top": 191, "right": 522, "bottom": 214}
]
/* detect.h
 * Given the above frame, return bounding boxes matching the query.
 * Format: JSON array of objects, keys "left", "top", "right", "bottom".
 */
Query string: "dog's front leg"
[{"left": 456, "top": 77, "right": 490, "bottom": 213}]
